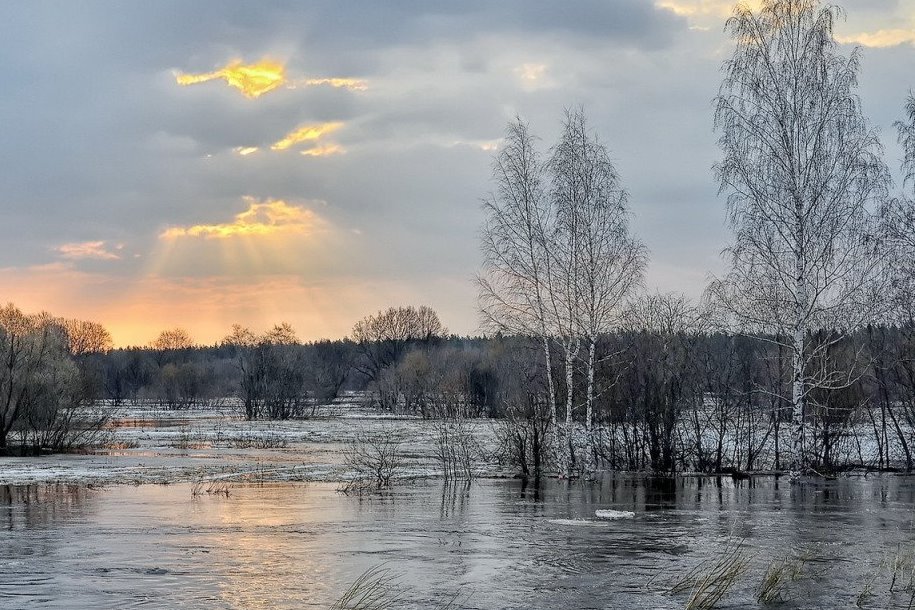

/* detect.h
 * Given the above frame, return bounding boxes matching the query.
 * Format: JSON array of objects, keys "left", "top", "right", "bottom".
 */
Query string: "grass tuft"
[{"left": 669, "top": 540, "right": 749, "bottom": 610}]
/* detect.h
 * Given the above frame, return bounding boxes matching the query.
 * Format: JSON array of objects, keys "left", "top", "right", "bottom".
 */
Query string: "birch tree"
[
  {"left": 478, "top": 118, "right": 560, "bottom": 448},
  {"left": 884, "top": 94, "right": 915, "bottom": 321},
  {"left": 480, "top": 111, "right": 646, "bottom": 478},
  {"left": 549, "top": 109, "right": 647, "bottom": 474},
  {"left": 710, "top": 0, "right": 889, "bottom": 476}
]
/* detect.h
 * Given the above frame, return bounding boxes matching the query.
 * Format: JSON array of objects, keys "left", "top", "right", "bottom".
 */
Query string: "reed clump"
[{"left": 668, "top": 541, "right": 749, "bottom": 610}]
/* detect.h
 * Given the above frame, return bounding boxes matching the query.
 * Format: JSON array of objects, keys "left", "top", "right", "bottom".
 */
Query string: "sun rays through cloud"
[{"left": 160, "top": 197, "right": 325, "bottom": 240}]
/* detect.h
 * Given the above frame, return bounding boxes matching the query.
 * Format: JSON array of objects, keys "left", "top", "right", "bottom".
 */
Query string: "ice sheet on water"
[{"left": 595, "top": 509, "right": 635, "bottom": 519}]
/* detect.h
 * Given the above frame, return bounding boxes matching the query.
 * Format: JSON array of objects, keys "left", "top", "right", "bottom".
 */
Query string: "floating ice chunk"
[
  {"left": 595, "top": 509, "right": 635, "bottom": 520},
  {"left": 548, "top": 518, "right": 610, "bottom": 527}
]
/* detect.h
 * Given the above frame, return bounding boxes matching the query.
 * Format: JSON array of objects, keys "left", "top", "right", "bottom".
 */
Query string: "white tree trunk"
[
  {"left": 791, "top": 326, "right": 805, "bottom": 477},
  {"left": 561, "top": 337, "right": 579, "bottom": 478},
  {"left": 542, "top": 335, "right": 560, "bottom": 475},
  {"left": 543, "top": 336, "right": 557, "bottom": 429},
  {"left": 585, "top": 338, "right": 596, "bottom": 476}
]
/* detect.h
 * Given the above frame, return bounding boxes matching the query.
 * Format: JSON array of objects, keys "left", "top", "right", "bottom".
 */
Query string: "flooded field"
[
  {"left": 0, "top": 405, "right": 501, "bottom": 486},
  {"left": 3, "top": 475, "right": 915, "bottom": 609}
]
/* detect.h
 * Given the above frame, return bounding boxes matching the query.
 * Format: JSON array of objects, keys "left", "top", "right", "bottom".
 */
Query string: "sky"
[{"left": 1, "top": 0, "right": 914, "bottom": 347}]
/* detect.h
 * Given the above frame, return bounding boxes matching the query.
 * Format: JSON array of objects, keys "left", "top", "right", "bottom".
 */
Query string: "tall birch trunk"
[
  {"left": 585, "top": 338, "right": 596, "bottom": 476},
  {"left": 561, "top": 337, "right": 579, "bottom": 478},
  {"left": 790, "top": 326, "right": 805, "bottom": 477}
]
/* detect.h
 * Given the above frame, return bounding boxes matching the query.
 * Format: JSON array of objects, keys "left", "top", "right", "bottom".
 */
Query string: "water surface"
[{"left": 2, "top": 475, "right": 914, "bottom": 609}]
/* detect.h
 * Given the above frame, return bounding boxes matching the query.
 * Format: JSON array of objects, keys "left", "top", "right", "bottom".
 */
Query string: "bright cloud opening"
[
  {"left": 271, "top": 122, "right": 343, "bottom": 152},
  {"left": 302, "top": 77, "right": 368, "bottom": 91},
  {"left": 176, "top": 59, "right": 287, "bottom": 98},
  {"left": 160, "top": 197, "right": 325, "bottom": 240}
]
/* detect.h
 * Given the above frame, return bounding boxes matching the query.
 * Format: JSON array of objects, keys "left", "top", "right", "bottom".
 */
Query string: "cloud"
[
  {"left": 176, "top": 59, "right": 287, "bottom": 98},
  {"left": 160, "top": 197, "right": 325, "bottom": 239},
  {"left": 301, "top": 77, "right": 368, "bottom": 91},
  {"left": 1, "top": 0, "right": 910, "bottom": 346},
  {"left": 654, "top": 0, "right": 741, "bottom": 18},
  {"left": 837, "top": 29, "right": 915, "bottom": 48},
  {"left": 271, "top": 122, "right": 344, "bottom": 152},
  {"left": 233, "top": 146, "right": 260, "bottom": 156},
  {"left": 176, "top": 59, "right": 369, "bottom": 100},
  {"left": 55, "top": 241, "right": 122, "bottom": 261},
  {"left": 300, "top": 143, "right": 345, "bottom": 157}
]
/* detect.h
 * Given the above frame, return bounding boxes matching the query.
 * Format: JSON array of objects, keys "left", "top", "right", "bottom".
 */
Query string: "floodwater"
[{"left": 2, "top": 476, "right": 915, "bottom": 609}]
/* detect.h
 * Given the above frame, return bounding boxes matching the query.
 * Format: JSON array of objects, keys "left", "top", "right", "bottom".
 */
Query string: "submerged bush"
[{"left": 340, "top": 430, "right": 403, "bottom": 494}]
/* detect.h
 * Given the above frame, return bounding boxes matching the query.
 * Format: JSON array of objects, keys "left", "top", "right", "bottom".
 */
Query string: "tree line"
[{"left": 6, "top": 297, "right": 915, "bottom": 478}]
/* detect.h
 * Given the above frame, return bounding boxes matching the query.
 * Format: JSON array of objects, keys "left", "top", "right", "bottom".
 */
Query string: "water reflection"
[
  {"left": 1, "top": 476, "right": 915, "bottom": 608},
  {"left": 0, "top": 483, "right": 92, "bottom": 531}
]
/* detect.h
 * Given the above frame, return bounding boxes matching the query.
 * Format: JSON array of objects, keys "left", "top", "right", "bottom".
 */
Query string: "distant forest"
[{"left": 4, "top": 302, "right": 915, "bottom": 478}]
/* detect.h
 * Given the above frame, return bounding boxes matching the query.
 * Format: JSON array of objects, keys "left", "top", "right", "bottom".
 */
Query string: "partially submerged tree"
[
  {"left": 550, "top": 109, "right": 647, "bottom": 473},
  {"left": 222, "top": 322, "right": 309, "bottom": 419},
  {"left": 0, "top": 304, "right": 100, "bottom": 452},
  {"left": 478, "top": 118, "right": 560, "bottom": 453},
  {"left": 710, "top": 0, "right": 889, "bottom": 475},
  {"left": 479, "top": 110, "right": 646, "bottom": 477}
]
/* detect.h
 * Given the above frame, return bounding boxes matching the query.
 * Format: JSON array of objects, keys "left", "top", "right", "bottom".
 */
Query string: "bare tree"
[
  {"left": 0, "top": 304, "right": 103, "bottom": 453},
  {"left": 710, "top": 0, "right": 889, "bottom": 475},
  {"left": 0, "top": 304, "right": 56, "bottom": 449},
  {"left": 550, "top": 109, "right": 647, "bottom": 474},
  {"left": 479, "top": 112, "right": 646, "bottom": 478},
  {"left": 151, "top": 328, "right": 194, "bottom": 351},
  {"left": 478, "top": 117, "right": 560, "bottom": 464},
  {"left": 221, "top": 323, "right": 308, "bottom": 420},
  {"left": 150, "top": 328, "right": 195, "bottom": 367},
  {"left": 59, "top": 318, "right": 113, "bottom": 356},
  {"left": 884, "top": 94, "right": 915, "bottom": 322},
  {"left": 351, "top": 305, "right": 447, "bottom": 383},
  {"left": 898, "top": 93, "right": 915, "bottom": 190}
]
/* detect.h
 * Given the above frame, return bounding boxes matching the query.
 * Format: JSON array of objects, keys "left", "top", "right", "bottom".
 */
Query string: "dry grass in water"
[
  {"left": 757, "top": 553, "right": 808, "bottom": 604},
  {"left": 227, "top": 430, "right": 289, "bottom": 449},
  {"left": 190, "top": 478, "right": 232, "bottom": 498},
  {"left": 854, "top": 545, "right": 915, "bottom": 609},
  {"left": 668, "top": 540, "right": 749, "bottom": 610},
  {"left": 331, "top": 566, "right": 466, "bottom": 610},
  {"left": 330, "top": 566, "right": 405, "bottom": 610}
]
